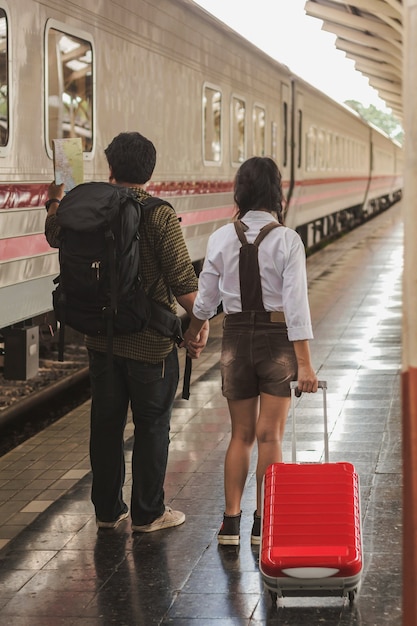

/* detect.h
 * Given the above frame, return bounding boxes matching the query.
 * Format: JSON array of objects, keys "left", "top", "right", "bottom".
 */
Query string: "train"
[{"left": 0, "top": 0, "right": 403, "bottom": 335}]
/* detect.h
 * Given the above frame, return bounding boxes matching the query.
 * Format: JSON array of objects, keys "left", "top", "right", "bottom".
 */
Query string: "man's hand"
[
  {"left": 183, "top": 321, "right": 209, "bottom": 359},
  {"left": 48, "top": 181, "right": 65, "bottom": 201},
  {"left": 46, "top": 181, "right": 65, "bottom": 216}
]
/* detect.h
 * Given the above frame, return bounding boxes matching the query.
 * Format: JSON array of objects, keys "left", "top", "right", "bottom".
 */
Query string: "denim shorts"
[{"left": 220, "top": 312, "right": 297, "bottom": 400}]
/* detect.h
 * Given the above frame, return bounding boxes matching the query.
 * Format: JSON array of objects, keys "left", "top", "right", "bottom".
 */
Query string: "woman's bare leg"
[
  {"left": 255, "top": 392, "right": 291, "bottom": 515},
  {"left": 224, "top": 396, "right": 259, "bottom": 515}
]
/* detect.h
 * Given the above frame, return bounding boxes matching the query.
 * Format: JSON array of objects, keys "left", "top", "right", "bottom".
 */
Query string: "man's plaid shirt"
[{"left": 45, "top": 187, "right": 198, "bottom": 363}]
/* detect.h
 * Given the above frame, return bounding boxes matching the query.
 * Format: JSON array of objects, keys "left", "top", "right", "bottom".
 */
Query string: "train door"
[
  {"left": 285, "top": 80, "right": 303, "bottom": 228},
  {"left": 280, "top": 83, "right": 291, "bottom": 187}
]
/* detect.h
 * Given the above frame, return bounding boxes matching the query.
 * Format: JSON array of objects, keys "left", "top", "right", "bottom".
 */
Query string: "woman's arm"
[{"left": 293, "top": 339, "right": 318, "bottom": 393}]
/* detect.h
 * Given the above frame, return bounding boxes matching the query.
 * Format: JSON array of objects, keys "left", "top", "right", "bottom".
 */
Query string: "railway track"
[{"left": 0, "top": 330, "right": 90, "bottom": 456}]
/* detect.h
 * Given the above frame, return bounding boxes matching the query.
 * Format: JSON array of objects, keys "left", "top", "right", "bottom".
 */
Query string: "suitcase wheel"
[
  {"left": 348, "top": 588, "right": 358, "bottom": 605},
  {"left": 269, "top": 590, "right": 278, "bottom": 605}
]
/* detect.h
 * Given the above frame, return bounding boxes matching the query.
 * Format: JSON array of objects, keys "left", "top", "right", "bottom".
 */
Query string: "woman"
[{"left": 184, "top": 157, "right": 318, "bottom": 546}]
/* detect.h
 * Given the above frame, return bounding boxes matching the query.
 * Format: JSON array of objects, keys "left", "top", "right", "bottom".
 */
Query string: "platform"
[{"left": 0, "top": 204, "right": 403, "bottom": 624}]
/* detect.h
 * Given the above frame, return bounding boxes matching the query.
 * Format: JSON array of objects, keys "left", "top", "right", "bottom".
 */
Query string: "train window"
[
  {"left": 271, "top": 122, "right": 277, "bottom": 161},
  {"left": 340, "top": 137, "right": 346, "bottom": 170},
  {"left": 297, "top": 109, "right": 302, "bottom": 169},
  {"left": 334, "top": 135, "right": 340, "bottom": 170},
  {"left": 306, "top": 126, "right": 317, "bottom": 171},
  {"left": 325, "top": 132, "right": 331, "bottom": 171},
  {"left": 46, "top": 22, "right": 94, "bottom": 155},
  {"left": 282, "top": 102, "right": 288, "bottom": 167},
  {"left": 0, "top": 7, "right": 8, "bottom": 149},
  {"left": 231, "top": 96, "right": 246, "bottom": 164},
  {"left": 253, "top": 105, "right": 265, "bottom": 156},
  {"left": 317, "top": 129, "right": 325, "bottom": 171},
  {"left": 203, "top": 84, "right": 222, "bottom": 164},
  {"left": 347, "top": 139, "right": 353, "bottom": 170}
]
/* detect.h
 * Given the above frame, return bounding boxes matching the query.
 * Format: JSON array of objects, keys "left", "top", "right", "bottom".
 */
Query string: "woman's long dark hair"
[{"left": 233, "top": 156, "right": 284, "bottom": 223}]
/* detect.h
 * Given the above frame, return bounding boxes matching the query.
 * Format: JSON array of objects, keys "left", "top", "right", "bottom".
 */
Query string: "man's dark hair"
[
  {"left": 105, "top": 132, "right": 156, "bottom": 184},
  {"left": 234, "top": 156, "right": 284, "bottom": 222}
]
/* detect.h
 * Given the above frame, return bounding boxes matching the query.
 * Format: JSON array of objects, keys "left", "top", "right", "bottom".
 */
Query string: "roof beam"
[
  {"left": 368, "top": 75, "right": 401, "bottom": 94},
  {"left": 304, "top": 1, "right": 402, "bottom": 43},
  {"left": 339, "top": 37, "right": 400, "bottom": 66},
  {"left": 319, "top": 0, "right": 402, "bottom": 21},
  {"left": 321, "top": 22, "right": 402, "bottom": 59},
  {"left": 352, "top": 58, "right": 401, "bottom": 82}
]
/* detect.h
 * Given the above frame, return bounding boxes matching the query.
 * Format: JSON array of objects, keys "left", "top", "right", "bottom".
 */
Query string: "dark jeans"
[{"left": 88, "top": 348, "right": 179, "bottom": 525}]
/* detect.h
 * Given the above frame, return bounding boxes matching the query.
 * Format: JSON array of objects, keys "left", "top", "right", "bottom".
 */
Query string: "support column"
[{"left": 403, "top": 2, "right": 417, "bottom": 625}]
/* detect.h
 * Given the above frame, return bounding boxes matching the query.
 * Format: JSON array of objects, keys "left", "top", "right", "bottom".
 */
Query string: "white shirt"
[{"left": 193, "top": 210, "right": 313, "bottom": 341}]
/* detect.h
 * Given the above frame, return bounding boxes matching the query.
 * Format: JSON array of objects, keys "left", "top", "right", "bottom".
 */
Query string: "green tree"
[{"left": 345, "top": 100, "right": 404, "bottom": 145}]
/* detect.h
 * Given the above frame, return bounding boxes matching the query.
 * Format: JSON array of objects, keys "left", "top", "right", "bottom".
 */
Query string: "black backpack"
[{"left": 53, "top": 181, "right": 184, "bottom": 362}]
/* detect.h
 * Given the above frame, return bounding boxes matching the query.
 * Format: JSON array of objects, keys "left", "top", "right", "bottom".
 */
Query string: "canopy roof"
[{"left": 304, "top": 0, "right": 402, "bottom": 119}]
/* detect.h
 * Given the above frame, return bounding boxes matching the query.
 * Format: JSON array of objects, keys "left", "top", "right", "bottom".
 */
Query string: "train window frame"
[
  {"left": 317, "top": 128, "right": 325, "bottom": 171},
  {"left": 324, "top": 131, "right": 331, "bottom": 171},
  {"left": 230, "top": 94, "right": 246, "bottom": 166},
  {"left": 306, "top": 125, "right": 317, "bottom": 172},
  {"left": 44, "top": 19, "right": 96, "bottom": 161},
  {"left": 252, "top": 103, "right": 266, "bottom": 157},
  {"left": 202, "top": 82, "right": 222, "bottom": 166},
  {"left": 282, "top": 101, "right": 288, "bottom": 167},
  {"left": 271, "top": 121, "right": 277, "bottom": 161},
  {"left": 297, "top": 109, "right": 302, "bottom": 169},
  {"left": 0, "top": 1, "right": 10, "bottom": 156}
]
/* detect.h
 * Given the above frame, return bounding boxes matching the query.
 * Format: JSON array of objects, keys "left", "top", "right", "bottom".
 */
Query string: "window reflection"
[
  {"left": 232, "top": 96, "right": 245, "bottom": 164},
  {"left": 0, "top": 9, "right": 8, "bottom": 146},
  {"left": 271, "top": 122, "right": 277, "bottom": 161},
  {"left": 253, "top": 105, "right": 265, "bottom": 156},
  {"left": 306, "top": 125, "right": 317, "bottom": 171},
  {"left": 203, "top": 85, "right": 222, "bottom": 163},
  {"left": 47, "top": 28, "right": 93, "bottom": 152}
]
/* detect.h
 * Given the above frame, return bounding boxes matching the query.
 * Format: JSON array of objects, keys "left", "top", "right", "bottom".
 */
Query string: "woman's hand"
[
  {"left": 182, "top": 321, "right": 209, "bottom": 359},
  {"left": 293, "top": 339, "right": 318, "bottom": 394},
  {"left": 296, "top": 364, "right": 318, "bottom": 394}
]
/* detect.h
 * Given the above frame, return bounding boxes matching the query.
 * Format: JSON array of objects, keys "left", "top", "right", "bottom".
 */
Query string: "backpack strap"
[
  {"left": 182, "top": 354, "right": 192, "bottom": 400},
  {"left": 54, "top": 247, "right": 67, "bottom": 362},
  {"left": 234, "top": 219, "right": 249, "bottom": 245},
  {"left": 104, "top": 228, "right": 117, "bottom": 395},
  {"left": 254, "top": 221, "right": 281, "bottom": 244},
  {"left": 234, "top": 220, "right": 281, "bottom": 312}
]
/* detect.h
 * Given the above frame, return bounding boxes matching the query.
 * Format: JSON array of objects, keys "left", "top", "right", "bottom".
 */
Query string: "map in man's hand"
[{"left": 52, "top": 138, "right": 84, "bottom": 192}]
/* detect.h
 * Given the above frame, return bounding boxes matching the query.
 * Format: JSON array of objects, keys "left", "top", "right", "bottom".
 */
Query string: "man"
[{"left": 45, "top": 131, "right": 208, "bottom": 531}]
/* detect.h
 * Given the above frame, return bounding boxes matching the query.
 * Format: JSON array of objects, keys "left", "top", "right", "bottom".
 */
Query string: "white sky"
[{"left": 193, "top": 0, "right": 389, "bottom": 111}]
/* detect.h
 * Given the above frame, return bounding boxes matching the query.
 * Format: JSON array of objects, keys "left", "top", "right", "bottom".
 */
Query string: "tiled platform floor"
[{"left": 0, "top": 204, "right": 403, "bottom": 625}]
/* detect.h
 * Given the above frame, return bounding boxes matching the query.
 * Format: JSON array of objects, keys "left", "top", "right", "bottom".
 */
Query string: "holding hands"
[{"left": 183, "top": 321, "right": 209, "bottom": 359}]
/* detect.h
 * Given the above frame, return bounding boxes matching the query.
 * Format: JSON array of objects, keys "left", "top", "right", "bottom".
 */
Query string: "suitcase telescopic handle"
[{"left": 290, "top": 380, "right": 329, "bottom": 463}]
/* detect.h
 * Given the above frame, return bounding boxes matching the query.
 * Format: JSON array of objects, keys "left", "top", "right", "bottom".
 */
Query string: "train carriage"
[{"left": 0, "top": 0, "right": 403, "bottom": 336}]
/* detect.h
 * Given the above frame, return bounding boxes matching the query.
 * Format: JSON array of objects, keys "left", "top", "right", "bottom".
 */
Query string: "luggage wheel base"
[{"left": 267, "top": 586, "right": 360, "bottom": 607}]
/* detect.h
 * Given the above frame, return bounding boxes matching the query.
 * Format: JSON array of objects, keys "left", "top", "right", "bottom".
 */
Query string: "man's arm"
[
  {"left": 44, "top": 182, "right": 65, "bottom": 248},
  {"left": 177, "top": 292, "right": 209, "bottom": 359}
]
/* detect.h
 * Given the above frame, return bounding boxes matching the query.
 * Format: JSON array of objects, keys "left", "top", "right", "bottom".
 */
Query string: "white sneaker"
[
  {"left": 96, "top": 510, "right": 129, "bottom": 529},
  {"left": 132, "top": 506, "right": 185, "bottom": 533}
]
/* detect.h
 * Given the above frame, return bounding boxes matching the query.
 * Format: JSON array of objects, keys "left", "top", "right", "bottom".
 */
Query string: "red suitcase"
[{"left": 260, "top": 381, "right": 362, "bottom": 604}]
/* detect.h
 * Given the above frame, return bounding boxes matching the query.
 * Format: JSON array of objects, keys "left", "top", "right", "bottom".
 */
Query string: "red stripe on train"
[
  {"left": 0, "top": 234, "right": 52, "bottom": 261},
  {"left": 0, "top": 176, "right": 399, "bottom": 210},
  {"left": 0, "top": 184, "right": 49, "bottom": 209},
  {"left": 0, "top": 181, "right": 236, "bottom": 209}
]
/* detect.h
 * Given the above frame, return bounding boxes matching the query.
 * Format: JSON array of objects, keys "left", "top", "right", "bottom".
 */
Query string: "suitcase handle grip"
[{"left": 290, "top": 380, "right": 329, "bottom": 463}]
